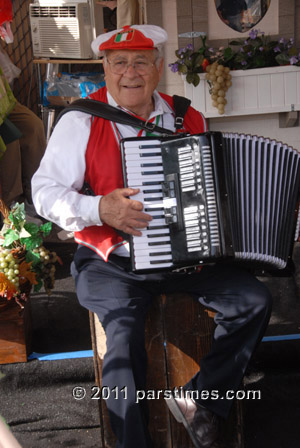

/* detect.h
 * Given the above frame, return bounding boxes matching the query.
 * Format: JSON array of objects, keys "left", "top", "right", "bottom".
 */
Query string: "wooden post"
[
  {"left": 0, "top": 299, "right": 32, "bottom": 365},
  {"left": 90, "top": 293, "right": 244, "bottom": 447}
]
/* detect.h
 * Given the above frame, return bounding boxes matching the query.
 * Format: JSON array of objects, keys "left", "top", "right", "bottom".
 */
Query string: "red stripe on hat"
[{"left": 99, "top": 26, "right": 155, "bottom": 52}]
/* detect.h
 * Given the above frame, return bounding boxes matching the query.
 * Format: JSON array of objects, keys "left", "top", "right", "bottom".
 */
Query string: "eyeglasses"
[{"left": 106, "top": 58, "right": 156, "bottom": 75}]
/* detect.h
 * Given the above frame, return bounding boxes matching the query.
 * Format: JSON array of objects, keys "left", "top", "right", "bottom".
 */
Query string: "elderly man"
[{"left": 32, "top": 25, "right": 272, "bottom": 448}]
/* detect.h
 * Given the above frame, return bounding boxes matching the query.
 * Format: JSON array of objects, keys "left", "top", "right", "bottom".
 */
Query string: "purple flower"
[
  {"left": 187, "top": 44, "right": 194, "bottom": 50},
  {"left": 259, "top": 46, "right": 264, "bottom": 52},
  {"left": 169, "top": 63, "right": 179, "bottom": 73},
  {"left": 274, "top": 46, "right": 281, "bottom": 53},
  {"left": 241, "top": 60, "right": 247, "bottom": 66},
  {"left": 249, "top": 29, "right": 259, "bottom": 39},
  {"left": 208, "top": 47, "right": 215, "bottom": 53},
  {"left": 239, "top": 47, "right": 245, "bottom": 53},
  {"left": 290, "top": 56, "right": 298, "bottom": 65},
  {"left": 279, "top": 37, "right": 287, "bottom": 45},
  {"left": 178, "top": 47, "right": 186, "bottom": 55},
  {"left": 247, "top": 51, "right": 253, "bottom": 57}
]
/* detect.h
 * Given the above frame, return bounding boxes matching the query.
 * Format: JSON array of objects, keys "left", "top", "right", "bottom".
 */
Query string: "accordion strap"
[
  {"left": 56, "top": 98, "right": 174, "bottom": 135},
  {"left": 173, "top": 95, "right": 191, "bottom": 129},
  {"left": 56, "top": 94, "right": 191, "bottom": 134}
]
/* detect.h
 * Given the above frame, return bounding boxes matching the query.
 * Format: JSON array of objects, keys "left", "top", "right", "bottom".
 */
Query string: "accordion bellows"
[{"left": 121, "top": 132, "right": 300, "bottom": 272}]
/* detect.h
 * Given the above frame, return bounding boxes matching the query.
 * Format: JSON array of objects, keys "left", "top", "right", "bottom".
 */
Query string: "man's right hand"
[{"left": 99, "top": 188, "right": 152, "bottom": 236}]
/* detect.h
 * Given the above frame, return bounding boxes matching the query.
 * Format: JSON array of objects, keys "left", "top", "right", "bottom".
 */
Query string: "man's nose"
[{"left": 124, "top": 63, "right": 139, "bottom": 76}]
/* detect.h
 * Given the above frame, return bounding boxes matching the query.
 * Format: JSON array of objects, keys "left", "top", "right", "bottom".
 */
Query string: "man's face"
[{"left": 103, "top": 49, "right": 164, "bottom": 116}]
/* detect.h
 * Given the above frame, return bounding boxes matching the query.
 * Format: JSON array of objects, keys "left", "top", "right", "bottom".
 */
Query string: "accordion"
[{"left": 120, "top": 132, "right": 300, "bottom": 273}]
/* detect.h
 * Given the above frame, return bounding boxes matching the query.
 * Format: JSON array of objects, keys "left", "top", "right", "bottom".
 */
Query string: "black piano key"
[
  {"left": 142, "top": 181, "right": 164, "bottom": 186},
  {"left": 139, "top": 152, "right": 162, "bottom": 157},
  {"left": 152, "top": 214, "right": 165, "bottom": 220},
  {"left": 144, "top": 198, "right": 164, "bottom": 203},
  {"left": 141, "top": 163, "right": 163, "bottom": 167},
  {"left": 150, "top": 259, "right": 173, "bottom": 265},
  {"left": 147, "top": 235, "right": 169, "bottom": 239},
  {"left": 142, "top": 189, "right": 163, "bottom": 194},
  {"left": 149, "top": 251, "right": 172, "bottom": 257},
  {"left": 139, "top": 144, "right": 161, "bottom": 149},
  {"left": 144, "top": 207, "right": 164, "bottom": 212},
  {"left": 141, "top": 170, "right": 164, "bottom": 175}
]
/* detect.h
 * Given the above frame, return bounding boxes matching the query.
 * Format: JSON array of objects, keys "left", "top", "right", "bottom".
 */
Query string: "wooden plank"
[
  {"left": 162, "top": 293, "right": 215, "bottom": 448},
  {"left": 33, "top": 59, "right": 103, "bottom": 64},
  {"left": 90, "top": 296, "right": 172, "bottom": 448},
  {"left": 0, "top": 299, "right": 32, "bottom": 365},
  {"left": 89, "top": 312, "right": 116, "bottom": 448},
  {"left": 90, "top": 293, "right": 244, "bottom": 447},
  {"left": 145, "top": 295, "right": 172, "bottom": 448},
  {"left": 89, "top": 312, "right": 105, "bottom": 448},
  {"left": 162, "top": 292, "right": 244, "bottom": 448}
]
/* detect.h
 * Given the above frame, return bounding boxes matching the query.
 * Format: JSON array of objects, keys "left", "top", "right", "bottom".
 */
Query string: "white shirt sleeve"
[{"left": 32, "top": 110, "right": 102, "bottom": 231}]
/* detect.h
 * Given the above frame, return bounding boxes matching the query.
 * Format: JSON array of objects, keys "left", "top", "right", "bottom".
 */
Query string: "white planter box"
[{"left": 183, "top": 66, "right": 300, "bottom": 118}]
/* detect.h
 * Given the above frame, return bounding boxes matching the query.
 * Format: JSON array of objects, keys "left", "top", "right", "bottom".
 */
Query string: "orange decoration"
[
  {"left": 0, "top": 272, "right": 17, "bottom": 300},
  {"left": 19, "top": 261, "right": 38, "bottom": 286}
]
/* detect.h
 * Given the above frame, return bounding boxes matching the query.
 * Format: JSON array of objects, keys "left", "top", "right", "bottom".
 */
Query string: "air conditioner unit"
[{"left": 30, "top": 1, "right": 104, "bottom": 59}]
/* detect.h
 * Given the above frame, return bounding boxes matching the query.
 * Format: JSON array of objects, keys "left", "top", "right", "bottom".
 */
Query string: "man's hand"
[{"left": 99, "top": 188, "right": 152, "bottom": 236}]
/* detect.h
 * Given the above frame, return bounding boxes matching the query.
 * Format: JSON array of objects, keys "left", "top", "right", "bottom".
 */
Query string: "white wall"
[{"left": 208, "top": 114, "right": 300, "bottom": 151}]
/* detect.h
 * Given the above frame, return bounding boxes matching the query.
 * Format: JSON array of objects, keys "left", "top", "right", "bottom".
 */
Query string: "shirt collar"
[{"left": 107, "top": 90, "right": 173, "bottom": 120}]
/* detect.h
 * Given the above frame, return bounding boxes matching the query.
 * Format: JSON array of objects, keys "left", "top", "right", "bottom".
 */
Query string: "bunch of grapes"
[
  {"left": 0, "top": 248, "right": 20, "bottom": 290},
  {"left": 205, "top": 63, "right": 232, "bottom": 115},
  {"left": 34, "top": 245, "right": 59, "bottom": 294}
]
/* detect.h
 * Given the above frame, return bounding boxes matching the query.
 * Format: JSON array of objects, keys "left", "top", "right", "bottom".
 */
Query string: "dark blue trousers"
[{"left": 71, "top": 246, "right": 272, "bottom": 448}]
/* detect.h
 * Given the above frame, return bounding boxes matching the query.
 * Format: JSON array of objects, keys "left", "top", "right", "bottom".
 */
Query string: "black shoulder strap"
[
  {"left": 56, "top": 98, "right": 174, "bottom": 135},
  {"left": 55, "top": 95, "right": 191, "bottom": 134},
  {"left": 172, "top": 95, "right": 191, "bottom": 130}
]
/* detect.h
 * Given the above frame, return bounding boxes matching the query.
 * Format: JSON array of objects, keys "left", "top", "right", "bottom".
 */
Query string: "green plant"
[
  {"left": 169, "top": 35, "right": 212, "bottom": 87},
  {"left": 170, "top": 29, "right": 300, "bottom": 86},
  {"left": 221, "top": 29, "right": 299, "bottom": 70},
  {"left": 0, "top": 201, "right": 61, "bottom": 306}
]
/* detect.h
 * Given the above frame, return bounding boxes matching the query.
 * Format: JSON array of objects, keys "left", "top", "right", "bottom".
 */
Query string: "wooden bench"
[{"left": 89, "top": 292, "right": 244, "bottom": 448}]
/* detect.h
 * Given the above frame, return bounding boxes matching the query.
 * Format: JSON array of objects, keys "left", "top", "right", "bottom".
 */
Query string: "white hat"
[{"left": 91, "top": 24, "right": 168, "bottom": 57}]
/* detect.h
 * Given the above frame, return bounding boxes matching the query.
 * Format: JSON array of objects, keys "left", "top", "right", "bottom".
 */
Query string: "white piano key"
[
  {"left": 134, "top": 244, "right": 171, "bottom": 253},
  {"left": 134, "top": 254, "right": 172, "bottom": 262},
  {"left": 147, "top": 211, "right": 166, "bottom": 218},
  {"left": 133, "top": 235, "right": 171, "bottom": 245},
  {"left": 148, "top": 219, "right": 168, "bottom": 227},
  {"left": 125, "top": 157, "right": 163, "bottom": 165},
  {"left": 141, "top": 191, "right": 164, "bottom": 198},
  {"left": 130, "top": 184, "right": 162, "bottom": 194},
  {"left": 141, "top": 228, "right": 170, "bottom": 236},
  {"left": 123, "top": 139, "right": 161, "bottom": 148},
  {"left": 126, "top": 165, "right": 164, "bottom": 174},
  {"left": 134, "top": 260, "right": 173, "bottom": 270},
  {"left": 144, "top": 203, "right": 164, "bottom": 211},
  {"left": 124, "top": 146, "right": 162, "bottom": 155},
  {"left": 127, "top": 173, "right": 165, "bottom": 182},
  {"left": 133, "top": 240, "right": 171, "bottom": 249}
]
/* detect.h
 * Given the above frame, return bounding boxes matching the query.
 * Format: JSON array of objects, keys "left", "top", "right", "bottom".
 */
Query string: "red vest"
[{"left": 74, "top": 87, "right": 207, "bottom": 261}]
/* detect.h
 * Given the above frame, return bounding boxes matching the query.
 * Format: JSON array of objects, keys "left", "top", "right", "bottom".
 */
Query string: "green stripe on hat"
[{"left": 115, "top": 33, "right": 123, "bottom": 43}]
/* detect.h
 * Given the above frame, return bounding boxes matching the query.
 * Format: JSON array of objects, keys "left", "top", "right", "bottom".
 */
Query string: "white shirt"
[{"left": 32, "top": 90, "right": 176, "bottom": 255}]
